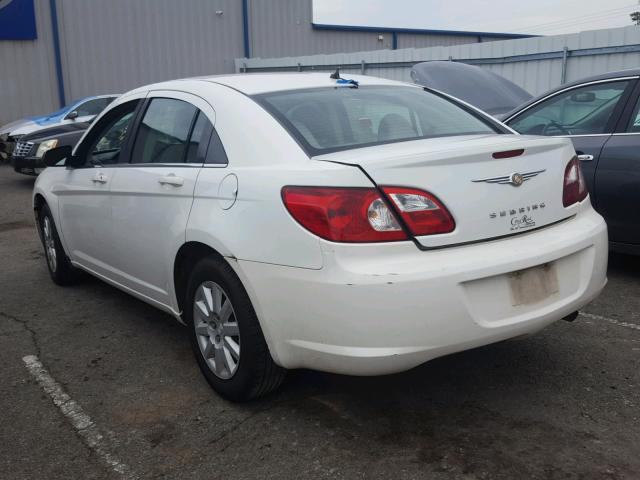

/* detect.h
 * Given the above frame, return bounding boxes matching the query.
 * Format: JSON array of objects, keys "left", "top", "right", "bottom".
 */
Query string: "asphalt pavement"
[{"left": 0, "top": 164, "right": 638, "bottom": 480}]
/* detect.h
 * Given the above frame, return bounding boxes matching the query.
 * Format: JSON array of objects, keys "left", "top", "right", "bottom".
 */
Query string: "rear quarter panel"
[{"left": 186, "top": 82, "right": 374, "bottom": 269}]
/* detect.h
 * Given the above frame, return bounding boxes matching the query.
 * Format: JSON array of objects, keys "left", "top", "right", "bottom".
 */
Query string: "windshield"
[{"left": 254, "top": 86, "right": 500, "bottom": 155}]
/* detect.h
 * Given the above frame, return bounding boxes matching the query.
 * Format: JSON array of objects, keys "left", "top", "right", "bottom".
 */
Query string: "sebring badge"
[
  {"left": 472, "top": 169, "right": 545, "bottom": 187},
  {"left": 488, "top": 202, "right": 545, "bottom": 231}
]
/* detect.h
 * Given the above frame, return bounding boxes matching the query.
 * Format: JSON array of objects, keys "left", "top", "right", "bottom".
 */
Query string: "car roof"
[
  {"left": 504, "top": 68, "right": 640, "bottom": 120},
  {"left": 130, "top": 73, "right": 411, "bottom": 96}
]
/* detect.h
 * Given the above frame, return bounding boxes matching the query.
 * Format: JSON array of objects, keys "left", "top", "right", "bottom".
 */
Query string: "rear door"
[
  {"left": 594, "top": 83, "right": 640, "bottom": 246},
  {"left": 506, "top": 78, "right": 636, "bottom": 201},
  {"left": 109, "top": 91, "right": 215, "bottom": 306}
]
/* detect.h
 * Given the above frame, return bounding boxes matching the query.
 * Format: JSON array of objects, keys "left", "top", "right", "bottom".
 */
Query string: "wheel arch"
[
  {"left": 172, "top": 241, "right": 282, "bottom": 366},
  {"left": 32, "top": 191, "right": 71, "bottom": 255},
  {"left": 33, "top": 192, "right": 46, "bottom": 213},
  {"left": 173, "top": 242, "right": 225, "bottom": 318},
  {"left": 33, "top": 194, "right": 46, "bottom": 237}
]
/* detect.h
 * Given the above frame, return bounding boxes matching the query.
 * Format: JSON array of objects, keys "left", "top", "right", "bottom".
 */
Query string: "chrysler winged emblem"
[
  {"left": 472, "top": 170, "right": 545, "bottom": 187},
  {"left": 510, "top": 173, "right": 524, "bottom": 186}
]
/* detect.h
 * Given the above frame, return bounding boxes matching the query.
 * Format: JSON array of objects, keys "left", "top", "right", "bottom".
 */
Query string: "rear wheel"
[
  {"left": 38, "top": 204, "right": 79, "bottom": 285},
  {"left": 185, "top": 256, "right": 285, "bottom": 401}
]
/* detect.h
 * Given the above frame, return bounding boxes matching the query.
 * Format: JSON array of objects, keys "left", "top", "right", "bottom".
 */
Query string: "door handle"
[
  {"left": 577, "top": 154, "right": 594, "bottom": 162},
  {"left": 92, "top": 172, "right": 108, "bottom": 184},
  {"left": 158, "top": 174, "right": 184, "bottom": 187}
]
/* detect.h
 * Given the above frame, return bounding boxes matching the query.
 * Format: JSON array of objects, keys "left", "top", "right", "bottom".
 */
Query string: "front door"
[
  {"left": 109, "top": 92, "right": 215, "bottom": 307},
  {"left": 56, "top": 99, "right": 141, "bottom": 278}
]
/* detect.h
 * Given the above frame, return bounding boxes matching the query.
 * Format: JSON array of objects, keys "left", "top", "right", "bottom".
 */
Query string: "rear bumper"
[
  {"left": 235, "top": 206, "right": 607, "bottom": 375},
  {"left": 11, "top": 155, "right": 44, "bottom": 175}
]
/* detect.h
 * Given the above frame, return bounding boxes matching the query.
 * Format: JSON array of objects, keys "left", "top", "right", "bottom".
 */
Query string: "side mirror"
[
  {"left": 66, "top": 110, "right": 79, "bottom": 120},
  {"left": 43, "top": 145, "right": 73, "bottom": 167}
]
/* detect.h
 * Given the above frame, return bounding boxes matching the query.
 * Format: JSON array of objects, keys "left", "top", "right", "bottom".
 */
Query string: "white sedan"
[{"left": 33, "top": 73, "right": 607, "bottom": 401}]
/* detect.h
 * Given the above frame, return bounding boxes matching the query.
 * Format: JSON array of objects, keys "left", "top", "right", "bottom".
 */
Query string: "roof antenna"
[{"left": 329, "top": 67, "right": 359, "bottom": 88}]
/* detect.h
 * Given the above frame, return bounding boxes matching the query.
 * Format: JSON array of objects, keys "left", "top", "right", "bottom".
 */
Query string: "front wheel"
[
  {"left": 185, "top": 256, "right": 286, "bottom": 401},
  {"left": 38, "top": 204, "right": 79, "bottom": 286}
]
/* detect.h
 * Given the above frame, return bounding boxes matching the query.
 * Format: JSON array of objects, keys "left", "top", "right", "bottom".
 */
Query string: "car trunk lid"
[{"left": 314, "top": 134, "right": 577, "bottom": 249}]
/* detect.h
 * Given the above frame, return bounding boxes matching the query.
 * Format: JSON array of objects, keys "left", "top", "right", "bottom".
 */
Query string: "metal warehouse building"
[{"left": 0, "top": 0, "right": 529, "bottom": 124}]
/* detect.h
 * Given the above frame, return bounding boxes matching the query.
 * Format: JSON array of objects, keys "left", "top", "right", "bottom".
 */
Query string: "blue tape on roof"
[{"left": 336, "top": 78, "right": 359, "bottom": 87}]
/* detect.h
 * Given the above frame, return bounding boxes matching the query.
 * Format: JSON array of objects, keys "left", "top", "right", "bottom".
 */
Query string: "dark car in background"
[
  {"left": 502, "top": 69, "right": 640, "bottom": 254},
  {"left": 11, "top": 122, "right": 89, "bottom": 176},
  {"left": 0, "top": 95, "right": 118, "bottom": 162},
  {"left": 413, "top": 64, "right": 640, "bottom": 254}
]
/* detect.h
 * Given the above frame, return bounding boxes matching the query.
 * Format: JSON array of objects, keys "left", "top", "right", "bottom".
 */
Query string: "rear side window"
[
  {"left": 132, "top": 98, "right": 197, "bottom": 164},
  {"left": 185, "top": 112, "right": 214, "bottom": 163},
  {"left": 205, "top": 129, "right": 228, "bottom": 165},
  {"left": 254, "top": 86, "right": 498, "bottom": 155}
]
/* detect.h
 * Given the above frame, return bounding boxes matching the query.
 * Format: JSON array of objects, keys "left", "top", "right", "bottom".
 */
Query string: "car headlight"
[{"left": 35, "top": 139, "right": 59, "bottom": 158}]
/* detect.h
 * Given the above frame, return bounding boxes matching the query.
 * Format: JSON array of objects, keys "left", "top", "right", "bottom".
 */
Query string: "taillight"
[
  {"left": 282, "top": 186, "right": 455, "bottom": 242},
  {"left": 563, "top": 156, "right": 588, "bottom": 207},
  {"left": 382, "top": 187, "right": 455, "bottom": 236},
  {"left": 281, "top": 186, "right": 407, "bottom": 242}
]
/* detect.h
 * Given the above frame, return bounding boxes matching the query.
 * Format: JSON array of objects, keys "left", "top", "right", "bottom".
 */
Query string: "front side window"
[
  {"left": 254, "top": 86, "right": 498, "bottom": 155},
  {"left": 75, "top": 98, "right": 114, "bottom": 117},
  {"left": 86, "top": 101, "right": 138, "bottom": 165},
  {"left": 508, "top": 81, "right": 630, "bottom": 136},
  {"left": 132, "top": 98, "right": 198, "bottom": 164}
]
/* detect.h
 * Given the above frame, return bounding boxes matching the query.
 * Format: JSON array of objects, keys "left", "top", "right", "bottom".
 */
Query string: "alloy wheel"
[
  {"left": 42, "top": 216, "right": 57, "bottom": 273},
  {"left": 193, "top": 281, "right": 241, "bottom": 379}
]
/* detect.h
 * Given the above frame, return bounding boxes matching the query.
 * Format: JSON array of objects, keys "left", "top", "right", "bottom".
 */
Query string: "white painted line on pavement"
[
  {"left": 580, "top": 312, "right": 640, "bottom": 332},
  {"left": 22, "top": 355, "right": 136, "bottom": 479}
]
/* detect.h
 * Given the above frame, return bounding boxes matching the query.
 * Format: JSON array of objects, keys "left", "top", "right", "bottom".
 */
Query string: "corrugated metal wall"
[
  {"left": 396, "top": 33, "right": 478, "bottom": 49},
  {"left": 238, "top": 25, "right": 640, "bottom": 96},
  {"left": 0, "top": 0, "right": 514, "bottom": 125},
  {"left": 248, "top": 0, "right": 393, "bottom": 56},
  {"left": 0, "top": 0, "right": 246, "bottom": 125},
  {"left": 247, "top": 0, "right": 498, "bottom": 56},
  {"left": 55, "top": 0, "right": 244, "bottom": 101}
]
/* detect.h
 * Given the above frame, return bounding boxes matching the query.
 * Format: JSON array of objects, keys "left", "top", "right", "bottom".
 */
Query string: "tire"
[
  {"left": 185, "top": 256, "right": 286, "bottom": 401},
  {"left": 38, "top": 204, "right": 79, "bottom": 286}
]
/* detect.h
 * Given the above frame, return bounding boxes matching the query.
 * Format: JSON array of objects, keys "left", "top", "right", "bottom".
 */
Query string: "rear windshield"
[{"left": 254, "top": 86, "right": 500, "bottom": 155}]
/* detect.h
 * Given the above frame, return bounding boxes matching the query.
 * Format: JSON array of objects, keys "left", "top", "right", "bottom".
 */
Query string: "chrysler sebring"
[{"left": 33, "top": 73, "right": 607, "bottom": 401}]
